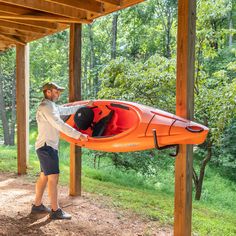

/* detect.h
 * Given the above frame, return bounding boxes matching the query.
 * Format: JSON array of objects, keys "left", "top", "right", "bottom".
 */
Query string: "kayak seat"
[
  {"left": 92, "top": 110, "right": 114, "bottom": 137},
  {"left": 74, "top": 105, "right": 115, "bottom": 137},
  {"left": 74, "top": 106, "right": 95, "bottom": 130},
  {"left": 103, "top": 112, "right": 121, "bottom": 136}
]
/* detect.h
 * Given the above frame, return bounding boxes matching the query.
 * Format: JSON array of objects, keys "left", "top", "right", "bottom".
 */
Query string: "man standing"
[{"left": 31, "top": 82, "right": 90, "bottom": 220}]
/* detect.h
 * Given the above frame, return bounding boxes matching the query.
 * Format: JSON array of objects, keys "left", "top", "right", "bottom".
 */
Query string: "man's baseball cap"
[{"left": 42, "top": 82, "right": 65, "bottom": 92}]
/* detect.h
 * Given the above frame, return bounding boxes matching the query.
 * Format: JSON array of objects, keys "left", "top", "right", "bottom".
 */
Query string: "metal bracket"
[{"left": 152, "top": 129, "right": 179, "bottom": 157}]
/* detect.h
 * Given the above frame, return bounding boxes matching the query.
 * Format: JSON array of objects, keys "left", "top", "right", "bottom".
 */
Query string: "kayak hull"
[{"left": 60, "top": 100, "right": 209, "bottom": 152}]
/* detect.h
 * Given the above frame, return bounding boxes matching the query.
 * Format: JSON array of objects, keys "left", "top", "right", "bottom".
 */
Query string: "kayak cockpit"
[{"left": 72, "top": 103, "right": 139, "bottom": 138}]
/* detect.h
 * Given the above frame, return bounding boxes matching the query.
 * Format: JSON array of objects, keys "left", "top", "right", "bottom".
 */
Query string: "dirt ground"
[{"left": 0, "top": 172, "right": 172, "bottom": 236}]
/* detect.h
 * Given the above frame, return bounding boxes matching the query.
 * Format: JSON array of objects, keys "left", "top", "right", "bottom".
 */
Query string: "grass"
[{"left": 0, "top": 134, "right": 236, "bottom": 235}]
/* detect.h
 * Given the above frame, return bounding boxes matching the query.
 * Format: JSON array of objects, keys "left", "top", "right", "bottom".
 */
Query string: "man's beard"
[{"left": 51, "top": 96, "right": 59, "bottom": 102}]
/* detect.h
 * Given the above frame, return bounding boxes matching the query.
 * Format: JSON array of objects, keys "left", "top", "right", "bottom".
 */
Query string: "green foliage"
[
  {"left": 29, "top": 31, "right": 70, "bottom": 123},
  {"left": 212, "top": 119, "right": 236, "bottom": 180},
  {"left": 98, "top": 54, "right": 176, "bottom": 111}
]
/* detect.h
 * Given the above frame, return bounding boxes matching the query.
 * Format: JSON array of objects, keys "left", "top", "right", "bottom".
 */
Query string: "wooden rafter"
[
  {"left": 0, "top": 33, "right": 25, "bottom": 45},
  {"left": 0, "top": 0, "right": 88, "bottom": 19},
  {"left": 90, "top": 0, "right": 144, "bottom": 19},
  {"left": 0, "top": 26, "right": 40, "bottom": 37},
  {"left": 2, "top": 18, "right": 58, "bottom": 30},
  {"left": 0, "top": 3, "right": 32, "bottom": 15},
  {"left": 97, "top": 0, "right": 121, "bottom": 6},
  {"left": 0, "top": 20, "right": 48, "bottom": 34},
  {"left": 0, "top": 13, "right": 92, "bottom": 24},
  {"left": 44, "top": 0, "right": 103, "bottom": 14}
]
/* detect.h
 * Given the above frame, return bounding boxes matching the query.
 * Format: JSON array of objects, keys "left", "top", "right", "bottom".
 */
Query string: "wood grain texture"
[
  {"left": 69, "top": 24, "right": 82, "bottom": 196},
  {"left": 16, "top": 44, "right": 29, "bottom": 175},
  {"left": 174, "top": 0, "right": 196, "bottom": 235}
]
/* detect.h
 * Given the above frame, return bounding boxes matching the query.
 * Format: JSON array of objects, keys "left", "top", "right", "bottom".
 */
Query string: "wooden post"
[
  {"left": 16, "top": 44, "right": 29, "bottom": 175},
  {"left": 174, "top": 0, "right": 196, "bottom": 235},
  {"left": 69, "top": 23, "right": 82, "bottom": 196}
]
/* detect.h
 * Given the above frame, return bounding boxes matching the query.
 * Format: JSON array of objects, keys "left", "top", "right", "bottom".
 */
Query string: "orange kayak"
[{"left": 60, "top": 100, "right": 209, "bottom": 153}]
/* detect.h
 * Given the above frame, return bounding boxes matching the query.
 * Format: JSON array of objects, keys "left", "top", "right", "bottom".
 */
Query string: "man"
[{"left": 31, "top": 82, "right": 90, "bottom": 220}]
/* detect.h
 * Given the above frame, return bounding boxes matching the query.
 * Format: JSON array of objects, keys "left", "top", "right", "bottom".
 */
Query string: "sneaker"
[
  {"left": 31, "top": 204, "right": 51, "bottom": 214},
  {"left": 50, "top": 208, "right": 71, "bottom": 220}
]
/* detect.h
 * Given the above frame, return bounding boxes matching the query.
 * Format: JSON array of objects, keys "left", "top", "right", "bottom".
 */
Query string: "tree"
[
  {"left": 154, "top": 0, "right": 177, "bottom": 58},
  {"left": 192, "top": 0, "right": 236, "bottom": 200},
  {"left": 0, "top": 49, "right": 16, "bottom": 145},
  {"left": 111, "top": 12, "right": 119, "bottom": 59}
]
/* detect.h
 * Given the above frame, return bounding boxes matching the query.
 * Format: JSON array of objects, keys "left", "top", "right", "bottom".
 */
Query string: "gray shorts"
[{"left": 36, "top": 143, "right": 59, "bottom": 176}]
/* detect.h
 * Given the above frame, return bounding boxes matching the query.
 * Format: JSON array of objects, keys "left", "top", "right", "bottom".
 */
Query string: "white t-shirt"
[{"left": 35, "top": 99, "right": 81, "bottom": 150}]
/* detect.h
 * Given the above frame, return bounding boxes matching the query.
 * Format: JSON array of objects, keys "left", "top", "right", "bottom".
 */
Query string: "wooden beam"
[
  {"left": 0, "top": 2, "right": 32, "bottom": 14},
  {"left": 90, "top": 0, "right": 144, "bottom": 19},
  {"left": 0, "top": 13, "right": 92, "bottom": 23},
  {"left": 0, "top": 20, "right": 48, "bottom": 34},
  {"left": 0, "top": 0, "right": 88, "bottom": 19},
  {"left": 0, "top": 41, "right": 13, "bottom": 50},
  {"left": 0, "top": 25, "right": 43, "bottom": 38},
  {"left": 45, "top": 0, "right": 103, "bottom": 14},
  {"left": 16, "top": 44, "right": 29, "bottom": 175},
  {"left": 69, "top": 23, "right": 82, "bottom": 196},
  {"left": 96, "top": 0, "right": 121, "bottom": 5},
  {"left": 0, "top": 26, "right": 42, "bottom": 37},
  {"left": 174, "top": 0, "right": 196, "bottom": 235},
  {"left": 0, "top": 33, "right": 26, "bottom": 45},
  {"left": 2, "top": 18, "right": 58, "bottom": 30}
]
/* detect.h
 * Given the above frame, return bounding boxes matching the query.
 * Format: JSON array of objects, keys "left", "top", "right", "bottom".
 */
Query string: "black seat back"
[
  {"left": 74, "top": 106, "right": 94, "bottom": 130},
  {"left": 92, "top": 110, "right": 114, "bottom": 137}
]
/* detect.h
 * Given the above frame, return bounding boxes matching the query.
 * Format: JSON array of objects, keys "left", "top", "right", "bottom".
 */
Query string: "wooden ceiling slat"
[
  {"left": 0, "top": 13, "right": 92, "bottom": 23},
  {"left": 0, "top": 26, "right": 40, "bottom": 37},
  {"left": 0, "top": 20, "right": 48, "bottom": 34},
  {"left": 0, "top": 33, "right": 26, "bottom": 45},
  {"left": 44, "top": 0, "right": 103, "bottom": 14},
  {"left": 0, "top": 18, "right": 58, "bottom": 30},
  {"left": 96, "top": 0, "right": 121, "bottom": 5},
  {"left": 0, "top": 0, "right": 88, "bottom": 19},
  {"left": 91, "top": 0, "right": 144, "bottom": 19},
  {"left": 0, "top": 3, "right": 32, "bottom": 14}
]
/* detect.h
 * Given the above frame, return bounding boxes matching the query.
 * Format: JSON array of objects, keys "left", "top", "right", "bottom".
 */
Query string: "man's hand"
[
  {"left": 79, "top": 133, "right": 88, "bottom": 141},
  {"left": 86, "top": 100, "right": 94, "bottom": 107}
]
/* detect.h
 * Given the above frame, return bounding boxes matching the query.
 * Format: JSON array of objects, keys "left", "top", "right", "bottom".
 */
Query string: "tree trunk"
[
  {"left": 165, "top": 8, "right": 172, "bottom": 58},
  {"left": 9, "top": 71, "right": 16, "bottom": 145},
  {"left": 88, "top": 24, "right": 98, "bottom": 96},
  {"left": 111, "top": 12, "right": 119, "bottom": 59},
  {"left": 229, "top": 11, "right": 233, "bottom": 47},
  {"left": 193, "top": 140, "right": 213, "bottom": 200},
  {"left": 155, "top": 0, "right": 176, "bottom": 58},
  {"left": 88, "top": 24, "right": 95, "bottom": 70},
  {"left": 0, "top": 71, "right": 10, "bottom": 145},
  {"left": 83, "top": 52, "right": 88, "bottom": 98}
]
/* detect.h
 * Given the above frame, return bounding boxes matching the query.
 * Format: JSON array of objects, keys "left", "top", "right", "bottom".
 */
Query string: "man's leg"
[
  {"left": 34, "top": 172, "right": 48, "bottom": 206},
  {"left": 47, "top": 173, "right": 59, "bottom": 211},
  {"left": 47, "top": 173, "right": 71, "bottom": 219}
]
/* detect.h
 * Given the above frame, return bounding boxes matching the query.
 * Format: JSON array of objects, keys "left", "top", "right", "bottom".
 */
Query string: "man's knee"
[
  {"left": 40, "top": 172, "right": 48, "bottom": 180},
  {"left": 48, "top": 174, "right": 59, "bottom": 184}
]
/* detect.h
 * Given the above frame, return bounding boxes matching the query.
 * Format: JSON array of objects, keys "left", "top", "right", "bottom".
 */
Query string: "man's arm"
[
  {"left": 58, "top": 101, "right": 94, "bottom": 116},
  {"left": 41, "top": 104, "right": 82, "bottom": 140}
]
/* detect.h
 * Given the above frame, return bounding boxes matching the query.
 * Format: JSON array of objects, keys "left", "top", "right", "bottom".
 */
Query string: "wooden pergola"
[{"left": 0, "top": 0, "right": 196, "bottom": 235}]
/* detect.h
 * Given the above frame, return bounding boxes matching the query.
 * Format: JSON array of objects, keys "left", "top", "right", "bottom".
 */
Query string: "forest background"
[{"left": 0, "top": 0, "right": 236, "bottom": 235}]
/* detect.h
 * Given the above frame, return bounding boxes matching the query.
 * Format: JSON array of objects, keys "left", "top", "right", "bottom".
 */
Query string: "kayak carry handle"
[
  {"left": 186, "top": 125, "right": 204, "bottom": 133},
  {"left": 152, "top": 129, "right": 179, "bottom": 157}
]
